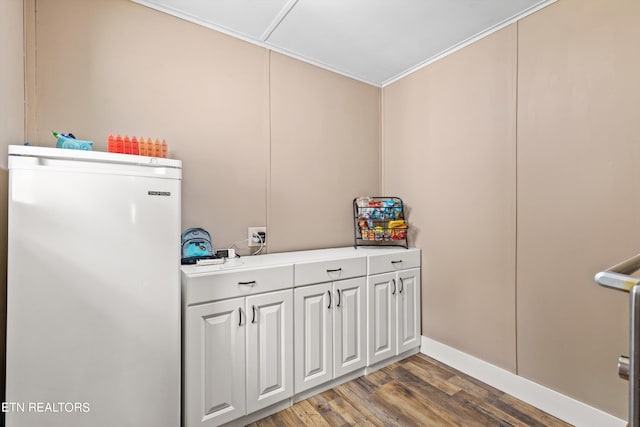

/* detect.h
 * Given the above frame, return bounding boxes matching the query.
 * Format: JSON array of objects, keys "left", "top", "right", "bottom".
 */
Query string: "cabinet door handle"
[
  {"left": 326, "top": 268, "right": 342, "bottom": 273},
  {"left": 252, "top": 305, "right": 257, "bottom": 324},
  {"left": 392, "top": 278, "right": 396, "bottom": 295},
  {"left": 391, "top": 260, "right": 403, "bottom": 264},
  {"left": 238, "top": 280, "right": 256, "bottom": 286},
  {"left": 336, "top": 289, "right": 341, "bottom": 307},
  {"left": 328, "top": 290, "right": 332, "bottom": 309},
  {"left": 399, "top": 277, "right": 404, "bottom": 294},
  {"left": 238, "top": 307, "right": 244, "bottom": 326}
]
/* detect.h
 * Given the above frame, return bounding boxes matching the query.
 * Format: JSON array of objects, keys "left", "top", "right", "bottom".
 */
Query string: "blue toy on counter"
[
  {"left": 181, "top": 227, "right": 219, "bottom": 265},
  {"left": 53, "top": 131, "right": 93, "bottom": 150}
]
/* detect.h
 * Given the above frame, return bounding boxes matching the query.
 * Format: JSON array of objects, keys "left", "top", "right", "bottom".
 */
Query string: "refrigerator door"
[{"left": 6, "top": 150, "right": 181, "bottom": 427}]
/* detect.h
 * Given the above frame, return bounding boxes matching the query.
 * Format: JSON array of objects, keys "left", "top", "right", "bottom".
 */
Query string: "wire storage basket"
[{"left": 353, "top": 196, "right": 408, "bottom": 249}]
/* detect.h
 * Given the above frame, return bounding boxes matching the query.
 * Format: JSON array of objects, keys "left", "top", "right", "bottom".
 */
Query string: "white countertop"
[{"left": 180, "top": 246, "right": 417, "bottom": 277}]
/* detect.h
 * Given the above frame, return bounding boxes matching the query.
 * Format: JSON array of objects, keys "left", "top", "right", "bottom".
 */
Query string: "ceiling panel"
[
  {"left": 133, "top": 0, "right": 290, "bottom": 39},
  {"left": 131, "top": 0, "right": 555, "bottom": 86},
  {"left": 266, "top": 0, "right": 544, "bottom": 85}
]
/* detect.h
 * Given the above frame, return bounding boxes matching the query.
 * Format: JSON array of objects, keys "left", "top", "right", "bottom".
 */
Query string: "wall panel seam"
[
  {"left": 266, "top": 50, "right": 272, "bottom": 253},
  {"left": 514, "top": 20, "right": 520, "bottom": 376},
  {"left": 379, "top": 88, "right": 384, "bottom": 195}
]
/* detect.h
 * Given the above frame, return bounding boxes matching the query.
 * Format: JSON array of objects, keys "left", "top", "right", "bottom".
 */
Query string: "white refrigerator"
[{"left": 5, "top": 145, "right": 181, "bottom": 427}]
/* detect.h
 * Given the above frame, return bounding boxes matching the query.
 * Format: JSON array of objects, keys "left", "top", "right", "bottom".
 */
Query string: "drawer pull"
[
  {"left": 399, "top": 277, "right": 404, "bottom": 294},
  {"left": 326, "top": 268, "right": 342, "bottom": 273},
  {"left": 328, "top": 290, "right": 332, "bottom": 309},
  {"left": 238, "top": 280, "right": 256, "bottom": 286},
  {"left": 392, "top": 279, "right": 397, "bottom": 295},
  {"left": 391, "top": 260, "right": 403, "bottom": 264}
]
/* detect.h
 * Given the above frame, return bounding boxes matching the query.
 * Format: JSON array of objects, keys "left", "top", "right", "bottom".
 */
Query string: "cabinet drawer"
[
  {"left": 295, "top": 256, "right": 366, "bottom": 286},
  {"left": 368, "top": 249, "right": 421, "bottom": 275},
  {"left": 183, "top": 265, "right": 293, "bottom": 305}
]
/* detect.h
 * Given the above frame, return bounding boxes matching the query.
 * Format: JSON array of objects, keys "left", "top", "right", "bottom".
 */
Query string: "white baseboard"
[{"left": 420, "top": 336, "right": 627, "bottom": 427}]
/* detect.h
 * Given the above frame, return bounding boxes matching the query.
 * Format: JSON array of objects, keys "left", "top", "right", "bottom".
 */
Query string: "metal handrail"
[
  {"left": 595, "top": 253, "right": 640, "bottom": 291},
  {"left": 595, "top": 252, "right": 640, "bottom": 427}
]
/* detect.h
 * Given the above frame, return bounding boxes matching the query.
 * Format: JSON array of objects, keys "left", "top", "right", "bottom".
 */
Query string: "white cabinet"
[
  {"left": 246, "top": 290, "right": 294, "bottom": 414},
  {"left": 334, "top": 278, "right": 367, "bottom": 378},
  {"left": 182, "top": 263, "right": 295, "bottom": 427},
  {"left": 294, "top": 277, "right": 367, "bottom": 393},
  {"left": 396, "top": 268, "right": 421, "bottom": 354},
  {"left": 184, "top": 290, "right": 293, "bottom": 427},
  {"left": 182, "top": 247, "right": 420, "bottom": 426},
  {"left": 185, "top": 298, "right": 246, "bottom": 427},
  {"left": 367, "top": 267, "right": 421, "bottom": 365},
  {"left": 294, "top": 282, "right": 333, "bottom": 392},
  {"left": 367, "top": 272, "right": 396, "bottom": 364}
]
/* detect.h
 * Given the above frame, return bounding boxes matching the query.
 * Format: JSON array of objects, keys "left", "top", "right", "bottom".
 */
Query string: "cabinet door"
[
  {"left": 334, "top": 277, "right": 367, "bottom": 378},
  {"left": 294, "top": 283, "right": 333, "bottom": 393},
  {"left": 185, "top": 298, "right": 246, "bottom": 427},
  {"left": 367, "top": 272, "right": 397, "bottom": 365},
  {"left": 246, "top": 290, "right": 294, "bottom": 413},
  {"left": 397, "top": 268, "right": 422, "bottom": 354}
]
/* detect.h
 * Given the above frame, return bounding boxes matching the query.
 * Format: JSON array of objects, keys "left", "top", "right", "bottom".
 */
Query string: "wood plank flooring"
[{"left": 247, "top": 353, "right": 572, "bottom": 427}]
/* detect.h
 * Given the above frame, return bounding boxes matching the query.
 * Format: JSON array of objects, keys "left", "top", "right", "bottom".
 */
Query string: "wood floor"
[{"left": 247, "top": 353, "right": 572, "bottom": 427}]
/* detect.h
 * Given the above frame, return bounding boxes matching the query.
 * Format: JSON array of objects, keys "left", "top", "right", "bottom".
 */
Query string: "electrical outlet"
[{"left": 248, "top": 227, "right": 266, "bottom": 247}]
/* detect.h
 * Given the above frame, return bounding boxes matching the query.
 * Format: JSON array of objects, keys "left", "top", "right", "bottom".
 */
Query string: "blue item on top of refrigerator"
[{"left": 53, "top": 131, "right": 93, "bottom": 150}]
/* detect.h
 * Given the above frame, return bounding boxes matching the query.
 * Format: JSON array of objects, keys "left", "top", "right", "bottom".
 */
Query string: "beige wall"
[
  {"left": 31, "top": 0, "right": 270, "bottom": 253},
  {"left": 516, "top": 0, "right": 640, "bottom": 417},
  {"left": 29, "top": 0, "right": 379, "bottom": 254},
  {"left": 0, "top": 0, "right": 24, "bottom": 161},
  {"left": 383, "top": 0, "right": 638, "bottom": 418},
  {"left": 383, "top": 25, "right": 518, "bottom": 372},
  {"left": 269, "top": 53, "right": 380, "bottom": 252},
  {"left": 0, "top": 0, "right": 24, "bottom": 405}
]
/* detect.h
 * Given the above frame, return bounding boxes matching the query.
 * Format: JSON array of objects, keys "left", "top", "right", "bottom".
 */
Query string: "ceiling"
[{"left": 131, "top": 0, "right": 555, "bottom": 87}]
